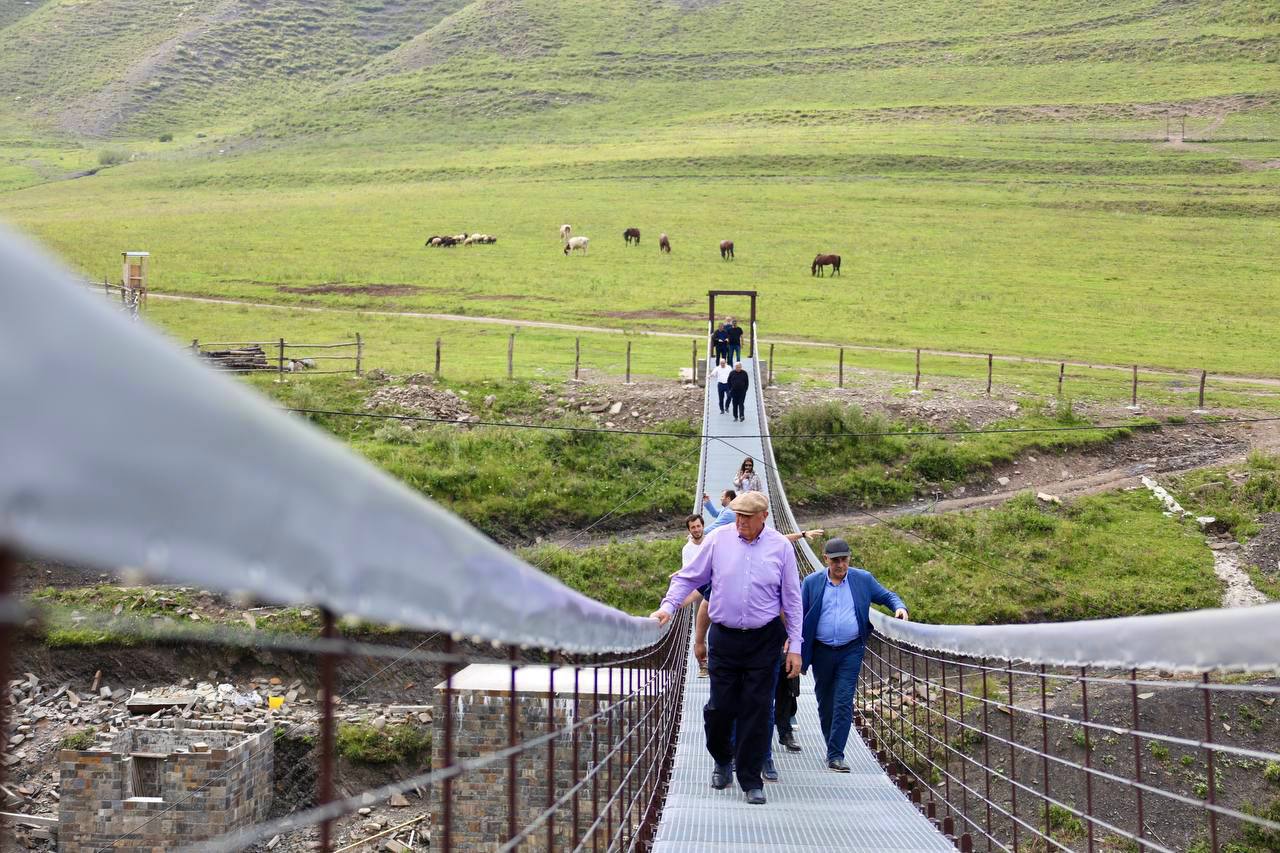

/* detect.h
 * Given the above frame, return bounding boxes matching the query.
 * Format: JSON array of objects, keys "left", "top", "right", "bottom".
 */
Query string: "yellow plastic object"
[{"left": 268, "top": 696, "right": 285, "bottom": 710}]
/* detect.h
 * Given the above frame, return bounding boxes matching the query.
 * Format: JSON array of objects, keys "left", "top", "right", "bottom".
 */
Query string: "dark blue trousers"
[
  {"left": 811, "top": 639, "right": 866, "bottom": 762},
  {"left": 704, "top": 618, "right": 784, "bottom": 791},
  {"left": 717, "top": 382, "right": 730, "bottom": 413}
]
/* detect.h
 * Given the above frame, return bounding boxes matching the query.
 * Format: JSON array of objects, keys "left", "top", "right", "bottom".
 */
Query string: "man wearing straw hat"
[
  {"left": 651, "top": 490, "right": 801, "bottom": 805},
  {"left": 801, "top": 537, "right": 909, "bottom": 772}
]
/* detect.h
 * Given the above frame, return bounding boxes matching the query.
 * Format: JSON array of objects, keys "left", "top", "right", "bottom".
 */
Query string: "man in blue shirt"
[
  {"left": 701, "top": 489, "right": 737, "bottom": 533},
  {"left": 800, "top": 537, "right": 909, "bottom": 772}
]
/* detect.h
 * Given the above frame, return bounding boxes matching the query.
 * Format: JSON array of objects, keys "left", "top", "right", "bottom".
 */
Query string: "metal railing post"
[{"left": 318, "top": 609, "right": 339, "bottom": 852}]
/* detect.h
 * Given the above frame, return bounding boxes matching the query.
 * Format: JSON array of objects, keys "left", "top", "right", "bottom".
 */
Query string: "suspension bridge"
[{"left": 3, "top": 235, "right": 1280, "bottom": 852}]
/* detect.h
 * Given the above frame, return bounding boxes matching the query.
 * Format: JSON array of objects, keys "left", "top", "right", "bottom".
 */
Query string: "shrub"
[
  {"left": 98, "top": 148, "right": 128, "bottom": 166},
  {"left": 59, "top": 727, "right": 97, "bottom": 750},
  {"left": 1264, "top": 762, "right": 1280, "bottom": 785},
  {"left": 336, "top": 723, "right": 430, "bottom": 765},
  {"left": 158, "top": 133, "right": 173, "bottom": 142}
]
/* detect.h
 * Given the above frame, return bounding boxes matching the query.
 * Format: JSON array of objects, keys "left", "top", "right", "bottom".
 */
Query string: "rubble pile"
[{"left": 365, "top": 378, "right": 473, "bottom": 422}]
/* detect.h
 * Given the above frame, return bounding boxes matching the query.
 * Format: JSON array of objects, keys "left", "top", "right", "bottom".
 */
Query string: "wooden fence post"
[
  {"left": 355, "top": 332, "right": 363, "bottom": 377},
  {"left": 625, "top": 341, "right": 632, "bottom": 384},
  {"left": 575, "top": 338, "right": 581, "bottom": 380},
  {"left": 191, "top": 338, "right": 199, "bottom": 355},
  {"left": 507, "top": 333, "right": 515, "bottom": 380},
  {"left": 987, "top": 353, "right": 993, "bottom": 396},
  {"left": 434, "top": 338, "right": 442, "bottom": 379},
  {"left": 839, "top": 348, "right": 845, "bottom": 388},
  {"left": 103, "top": 276, "right": 109, "bottom": 296},
  {"left": 691, "top": 338, "right": 697, "bottom": 385},
  {"left": 1131, "top": 364, "right": 1139, "bottom": 407},
  {"left": 914, "top": 348, "right": 921, "bottom": 391},
  {"left": 1057, "top": 362, "right": 1065, "bottom": 397},
  {"left": 768, "top": 343, "right": 774, "bottom": 387},
  {"left": 1198, "top": 370, "right": 1207, "bottom": 410},
  {"left": 277, "top": 338, "right": 286, "bottom": 382}
]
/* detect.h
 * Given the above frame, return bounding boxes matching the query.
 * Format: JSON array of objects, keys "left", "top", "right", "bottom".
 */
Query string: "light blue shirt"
[
  {"left": 815, "top": 575, "right": 858, "bottom": 646},
  {"left": 703, "top": 499, "right": 736, "bottom": 533}
]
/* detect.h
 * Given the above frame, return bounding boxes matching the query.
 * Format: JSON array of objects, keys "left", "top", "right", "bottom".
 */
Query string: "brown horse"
[
  {"left": 720, "top": 239, "right": 734, "bottom": 260},
  {"left": 812, "top": 254, "right": 841, "bottom": 276},
  {"left": 623, "top": 227, "right": 641, "bottom": 246},
  {"left": 659, "top": 233, "right": 671, "bottom": 253}
]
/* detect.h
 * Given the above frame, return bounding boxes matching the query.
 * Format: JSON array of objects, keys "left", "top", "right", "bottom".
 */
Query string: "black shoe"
[
  {"left": 779, "top": 731, "right": 801, "bottom": 752},
  {"left": 745, "top": 788, "right": 766, "bottom": 805},
  {"left": 828, "top": 759, "right": 851, "bottom": 773},
  {"left": 762, "top": 759, "right": 779, "bottom": 782},
  {"left": 711, "top": 763, "right": 732, "bottom": 790}
]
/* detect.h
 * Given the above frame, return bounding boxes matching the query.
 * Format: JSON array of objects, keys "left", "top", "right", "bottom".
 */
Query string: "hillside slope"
[{"left": 1, "top": 0, "right": 1277, "bottom": 140}]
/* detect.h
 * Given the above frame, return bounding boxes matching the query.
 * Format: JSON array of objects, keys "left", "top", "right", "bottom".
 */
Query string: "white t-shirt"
[
  {"left": 712, "top": 364, "right": 732, "bottom": 384},
  {"left": 682, "top": 537, "right": 703, "bottom": 567}
]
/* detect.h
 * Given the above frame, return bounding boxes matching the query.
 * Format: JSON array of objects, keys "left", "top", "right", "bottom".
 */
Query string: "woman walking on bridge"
[{"left": 733, "top": 457, "right": 761, "bottom": 493}]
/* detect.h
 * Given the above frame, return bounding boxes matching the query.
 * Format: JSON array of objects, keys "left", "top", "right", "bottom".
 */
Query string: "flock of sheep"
[
  {"left": 559, "top": 224, "right": 709, "bottom": 257},
  {"left": 424, "top": 232, "right": 498, "bottom": 247}
]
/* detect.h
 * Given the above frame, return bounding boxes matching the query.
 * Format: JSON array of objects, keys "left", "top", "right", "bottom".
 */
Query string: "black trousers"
[
  {"left": 775, "top": 661, "right": 799, "bottom": 738},
  {"left": 703, "top": 618, "right": 784, "bottom": 791},
  {"left": 730, "top": 390, "right": 746, "bottom": 420},
  {"left": 717, "top": 382, "right": 730, "bottom": 413}
]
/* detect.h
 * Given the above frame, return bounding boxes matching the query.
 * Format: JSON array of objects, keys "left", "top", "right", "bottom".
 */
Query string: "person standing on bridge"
[
  {"left": 728, "top": 360, "right": 750, "bottom": 422},
  {"left": 701, "top": 489, "right": 737, "bottom": 534},
  {"left": 712, "top": 323, "right": 731, "bottom": 366},
  {"left": 801, "top": 537, "right": 909, "bottom": 772},
  {"left": 651, "top": 491, "right": 802, "bottom": 805},
  {"left": 712, "top": 357, "right": 732, "bottom": 414},
  {"left": 726, "top": 317, "right": 744, "bottom": 365},
  {"left": 733, "top": 457, "right": 761, "bottom": 493}
]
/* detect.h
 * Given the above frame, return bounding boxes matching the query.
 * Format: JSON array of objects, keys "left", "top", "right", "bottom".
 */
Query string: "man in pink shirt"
[{"left": 651, "top": 491, "right": 801, "bottom": 804}]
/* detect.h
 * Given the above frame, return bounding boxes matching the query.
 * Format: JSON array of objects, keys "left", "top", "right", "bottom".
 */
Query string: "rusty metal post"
[
  {"left": 1081, "top": 667, "right": 1095, "bottom": 853},
  {"left": 435, "top": 337, "right": 442, "bottom": 378},
  {"left": 1041, "top": 664, "right": 1051, "bottom": 843},
  {"left": 355, "top": 332, "right": 363, "bottom": 377},
  {"left": 1131, "top": 365, "right": 1138, "bottom": 407},
  {"left": 547, "top": 653, "right": 558, "bottom": 851},
  {"left": 980, "top": 659, "right": 993, "bottom": 843},
  {"left": 1131, "top": 669, "right": 1146, "bottom": 844},
  {"left": 1007, "top": 665, "right": 1018, "bottom": 849},
  {"left": 508, "top": 645, "right": 519, "bottom": 843},
  {"left": 606, "top": 666, "right": 615, "bottom": 841},
  {"left": 443, "top": 636, "right": 456, "bottom": 852},
  {"left": 839, "top": 347, "right": 845, "bottom": 388},
  {"left": 592, "top": 661, "right": 601, "bottom": 853},
  {"left": 0, "top": 548, "right": 14, "bottom": 847},
  {"left": 575, "top": 337, "right": 581, "bottom": 381},
  {"left": 1057, "top": 362, "right": 1065, "bottom": 397},
  {"left": 318, "top": 609, "right": 339, "bottom": 852},
  {"left": 572, "top": 663, "right": 581, "bottom": 845},
  {"left": 1203, "top": 673, "right": 1219, "bottom": 852},
  {"left": 986, "top": 353, "right": 993, "bottom": 395}
]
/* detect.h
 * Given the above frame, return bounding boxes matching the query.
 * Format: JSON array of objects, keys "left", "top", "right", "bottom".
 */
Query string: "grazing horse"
[
  {"left": 564, "top": 236, "right": 590, "bottom": 255},
  {"left": 560, "top": 224, "right": 572, "bottom": 241},
  {"left": 623, "top": 227, "right": 641, "bottom": 246},
  {"left": 659, "top": 233, "right": 671, "bottom": 253},
  {"left": 812, "top": 254, "right": 841, "bottom": 276},
  {"left": 719, "top": 240, "right": 734, "bottom": 260}
]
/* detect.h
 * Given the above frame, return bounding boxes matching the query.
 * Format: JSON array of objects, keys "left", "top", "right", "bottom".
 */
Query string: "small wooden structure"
[{"left": 121, "top": 251, "right": 149, "bottom": 306}]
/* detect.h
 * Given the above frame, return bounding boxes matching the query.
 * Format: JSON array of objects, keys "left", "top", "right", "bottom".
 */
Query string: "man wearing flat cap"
[
  {"left": 801, "top": 537, "right": 908, "bottom": 772},
  {"left": 651, "top": 490, "right": 801, "bottom": 805}
]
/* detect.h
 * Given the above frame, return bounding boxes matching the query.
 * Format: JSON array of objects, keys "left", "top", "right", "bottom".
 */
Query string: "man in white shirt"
[
  {"left": 712, "top": 357, "right": 732, "bottom": 415},
  {"left": 682, "top": 512, "right": 706, "bottom": 567}
]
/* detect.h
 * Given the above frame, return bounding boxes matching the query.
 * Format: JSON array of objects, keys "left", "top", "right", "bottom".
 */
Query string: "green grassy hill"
[{"left": 1, "top": 0, "right": 1278, "bottom": 377}]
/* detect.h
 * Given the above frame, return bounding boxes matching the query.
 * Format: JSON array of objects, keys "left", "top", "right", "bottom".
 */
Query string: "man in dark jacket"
[
  {"left": 712, "top": 323, "right": 730, "bottom": 364},
  {"left": 727, "top": 361, "right": 750, "bottom": 422},
  {"left": 800, "top": 537, "right": 908, "bottom": 772}
]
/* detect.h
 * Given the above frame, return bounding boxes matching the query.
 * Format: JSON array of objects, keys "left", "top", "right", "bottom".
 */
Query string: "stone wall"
[
  {"left": 58, "top": 719, "right": 274, "bottom": 852},
  {"left": 432, "top": 665, "right": 653, "bottom": 852}
]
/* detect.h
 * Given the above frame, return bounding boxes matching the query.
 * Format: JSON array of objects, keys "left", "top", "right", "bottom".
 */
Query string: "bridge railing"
[
  {"left": 748, "top": 322, "right": 1280, "bottom": 852},
  {"left": 2, "top": 229, "right": 694, "bottom": 853}
]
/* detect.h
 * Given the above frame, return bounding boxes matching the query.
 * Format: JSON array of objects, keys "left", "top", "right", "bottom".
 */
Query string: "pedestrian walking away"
[
  {"left": 728, "top": 360, "right": 750, "bottom": 422},
  {"left": 726, "top": 317, "right": 744, "bottom": 365},
  {"left": 712, "top": 357, "right": 732, "bottom": 414},
  {"left": 732, "top": 456, "right": 761, "bottom": 493},
  {"left": 701, "top": 489, "right": 737, "bottom": 534},
  {"left": 800, "top": 537, "right": 909, "bottom": 772},
  {"left": 652, "top": 491, "right": 802, "bottom": 805}
]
